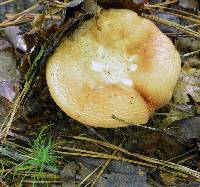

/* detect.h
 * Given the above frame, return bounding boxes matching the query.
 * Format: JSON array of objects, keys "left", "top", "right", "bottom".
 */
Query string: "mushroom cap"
[{"left": 46, "top": 9, "right": 181, "bottom": 128}]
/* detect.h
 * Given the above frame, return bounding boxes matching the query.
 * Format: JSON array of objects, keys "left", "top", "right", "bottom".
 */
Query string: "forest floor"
[{"left": 0, "top": 0, "right": 200, "bottom": 186}]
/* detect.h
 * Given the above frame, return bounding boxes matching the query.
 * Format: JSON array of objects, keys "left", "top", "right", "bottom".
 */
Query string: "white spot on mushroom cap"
[
  {"left": 122, "top": 79, "right": 133, "bottom": 86},
  {"left": 90, "top": 46, "right": 134, "bottom": 87},
  {"left": 91, "top": 61, "right": 104, "bottom": 72},
  {"left": 130, "top": 64, "right": 138, "bottom": 72}
]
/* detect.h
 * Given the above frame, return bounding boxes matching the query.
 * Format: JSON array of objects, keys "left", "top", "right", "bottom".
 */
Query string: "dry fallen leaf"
[
  {"left": 0, "top": 38, "right": 17, "bottom": 102},
  {"left": 165, "top": 116, "right": 200, "bottom": 143},
  {"left": 160, "top": 172, "right": 176, "bottom": 185},
  {"left": 176, "top": 38, "right": 200, "bottom": 54},
  {"left": 3, "top": 26, "right": 21, "bottom": 49},
  {"left": 164, "top": 107, "right": 192, "bottom": 125},
  {"left": 173, "top": 67, "right": 200, "bottom": 104},
  {"left": 179, "top": 0, "right": 199, "bottom": 10},
  {"left": 183, "top": 56, "right": 200, "bottom": 68},
  {"left": 83, "top": 0, "right": 101, "bottom": 15}
]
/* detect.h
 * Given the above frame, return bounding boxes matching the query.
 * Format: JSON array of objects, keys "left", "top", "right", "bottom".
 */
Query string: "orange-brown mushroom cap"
[{"left": 46, "top": 9, "right": 181, "bottom": 128}]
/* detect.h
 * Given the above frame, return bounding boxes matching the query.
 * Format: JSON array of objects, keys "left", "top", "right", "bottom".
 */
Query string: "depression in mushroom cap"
[{"left": 46, "top": 9, "right": 181, "bottom": 128}]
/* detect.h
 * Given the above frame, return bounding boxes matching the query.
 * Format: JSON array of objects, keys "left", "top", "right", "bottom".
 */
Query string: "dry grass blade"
[
  {"left": 6, "top": 13, "right": 61, "bottom": 21},
  {"left": 55, "top": 150, "right": 155, "bottom": 168},
  {"left": 0, "top": 46, "right": 44, "bottom": 140},
  {"left": 165, "top": 33, "right": 190, "bottom": 37},
  {"left": 78, "top": 163, "right": 103, "bottom": 186},
  {"left": 0, "top": 3, "right": 40, "bottom": 28},
  {"left": 90, "top": 139, "right": 125, "bottom": 187},
  {"left": 0, "top": 0, "right": 16, "bottom": 6},
  {"left": 8, "top": 3, "right": 39, "bottom": 22},
  {"left": 4, "top": 140, "right": 33, "bottom": 153},
  {"left": 68, "top": 136, "right": 200, "bottom": 180},
  {"left": 0, "top": 72, "right": 36, "bottom": 140},
  {"left": 145, "top": 5, "right": 200, "bottom": 20},
  {"left": 149, "top": 9, "right": 200, "bottom": 25},
  {"left": 177, "top": 155, "right": 197, "bottom": 165},
  {"left": 154, "top": 0, "right": 178, "bottom": 6},
  {"left": 112, "top": 115, "right": 157, "bottom": 131},
  {"left": 90, "top": 160, "right": 109, "bottom": 187},
  {"left": 141, "top": 14, "right": 200, "bottom": 38},
  {"left": 187, "top": 24, "right": 200, "bottom": 28},
  {"left": 183, "top": 49, "right": 200, "bottom": 57},
  {"left": 0, "top": 18, "right": 33, "bottom": 27},
  {"left": 23, "top": 180, "right": 61, "bottom": 184},
  {"left": 55, "top": 150, "right": 193, "bottom": 180}
]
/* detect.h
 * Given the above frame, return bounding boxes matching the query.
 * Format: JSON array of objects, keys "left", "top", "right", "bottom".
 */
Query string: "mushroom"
[{"left": 46, "top": 9, "right": 181, "bottom": 128}]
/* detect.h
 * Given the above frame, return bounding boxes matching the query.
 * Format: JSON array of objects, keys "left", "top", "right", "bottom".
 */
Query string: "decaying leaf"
[
  {"left": 135, "top": 131, "right": 187, "bottom": 160},
  {"left": 173, "top": 67, "right": 200, "bottom": 104},
  {"left": 3, "top": 26, "right": 21, "bottom": 49},
  {"left": 83, "top": 0, "right": 101, "bottom": 15},
  {"left": 165, "top": 107, "right": 193, "bottom": 125},
  {"left": 179, "top": 0, "right": 199, "bottom": 10},
  {"left": 0, "top": 38, "right": 16, "bottom": 102},
  {"left": 60, "top": 161, "right": 77, "bottom": 187},
  {"left": 160, "top": 172, "right": 176, "bottom": 185},
  {"left": 183, "top": 56, "right": 200, "bottom": 68},
  {"left": 79, "top": 158, "right": 149, "bottom": 187},
  {"left": 165, "top": 117, "right": 200, "bottom": 143},
  {"left": 176, "top": 38, "right": 200, "bottom": 53}
]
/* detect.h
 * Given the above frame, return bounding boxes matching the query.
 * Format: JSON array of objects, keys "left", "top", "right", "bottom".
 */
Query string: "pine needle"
[
  {"left": 67, "top": 136, "right": 200, "bottom": 181},
  {"left": 142, "top": 13, "right": 200, "bottom": 38},
  {"left": 0, "top": 0, "right": 16, "bottom": 6}
]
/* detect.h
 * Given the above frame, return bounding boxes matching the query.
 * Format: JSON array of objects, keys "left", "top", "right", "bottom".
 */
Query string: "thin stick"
[
  {"left": 55, "top": 150, "right": 155, "bottom": 168},
  {"left": 0, "top": 3, "right": 40, "bottom": 28},
  {"left": 0, "top": 0, "right": 16, "bottom": 6},
  {"left": 70, "top": 136, "right": 200, "bottom": 180},
  {"left": 149, "top": 8, "right": 200, "bottom": 24},
  {"left": 78, "top": 163, "right": 104, "bottom": 186},
  {"left": 6, "top": 13, "right": 61, "bottom": 20},
  {"left": 142, "top": 14, "right": 200, "bottom": 38},
  {"left": 55, "top": 151, "right": 195, "bottom": 180},
  {"left": 186, "top": 24, "right": 200, "bottom": 28},
  {"left": 144, "top": 5, "right": 200, "bottom": 20},
  {"left": 23, "top": 180, "right": 61, "bottom": 184},
  {"left": 183, "top": 49, "right": 200, "bottom": 57},
  {"left": 91, "top": 138, "right": 126, "bottom": 187},
  {"left": 154, "top": 0, "right": 178, "bottom": 6}
]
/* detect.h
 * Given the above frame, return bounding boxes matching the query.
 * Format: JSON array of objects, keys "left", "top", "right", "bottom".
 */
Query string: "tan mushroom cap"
[{"left": 46, "top": 9, "right": 181, "bottom": 128}]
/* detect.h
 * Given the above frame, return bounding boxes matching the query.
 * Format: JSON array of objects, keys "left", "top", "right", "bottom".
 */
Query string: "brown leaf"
[
  {"left": 0, "top": 38, "right": 17, "bottom": 102},
  {"left": 165, "top": 116, "right": 200, "bottom": 143},
  {"left": 179, "top": 0, "right": 199, "bottom": 10},
  {"left": 3, "top": 26, "right": 21, "bottom": 50},
  {"left": 164, "top": 107, "right": 192, "bottom": 126},
  {"left": 60, "top": 161, "right": 77, "bottom": 187},
  {"left": 83, "top": 0, "right": 101, "bottom": 15},
  {"left": 173, "top": 67, "right": 200, "bottom": 104},
  {"left": 136, "top": 132, "right": 187, "bottom": 160}
]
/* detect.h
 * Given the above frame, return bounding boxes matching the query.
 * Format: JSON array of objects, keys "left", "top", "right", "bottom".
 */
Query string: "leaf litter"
[{"left": 0, "top": 0, "right": 200, "bottom": 186}]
